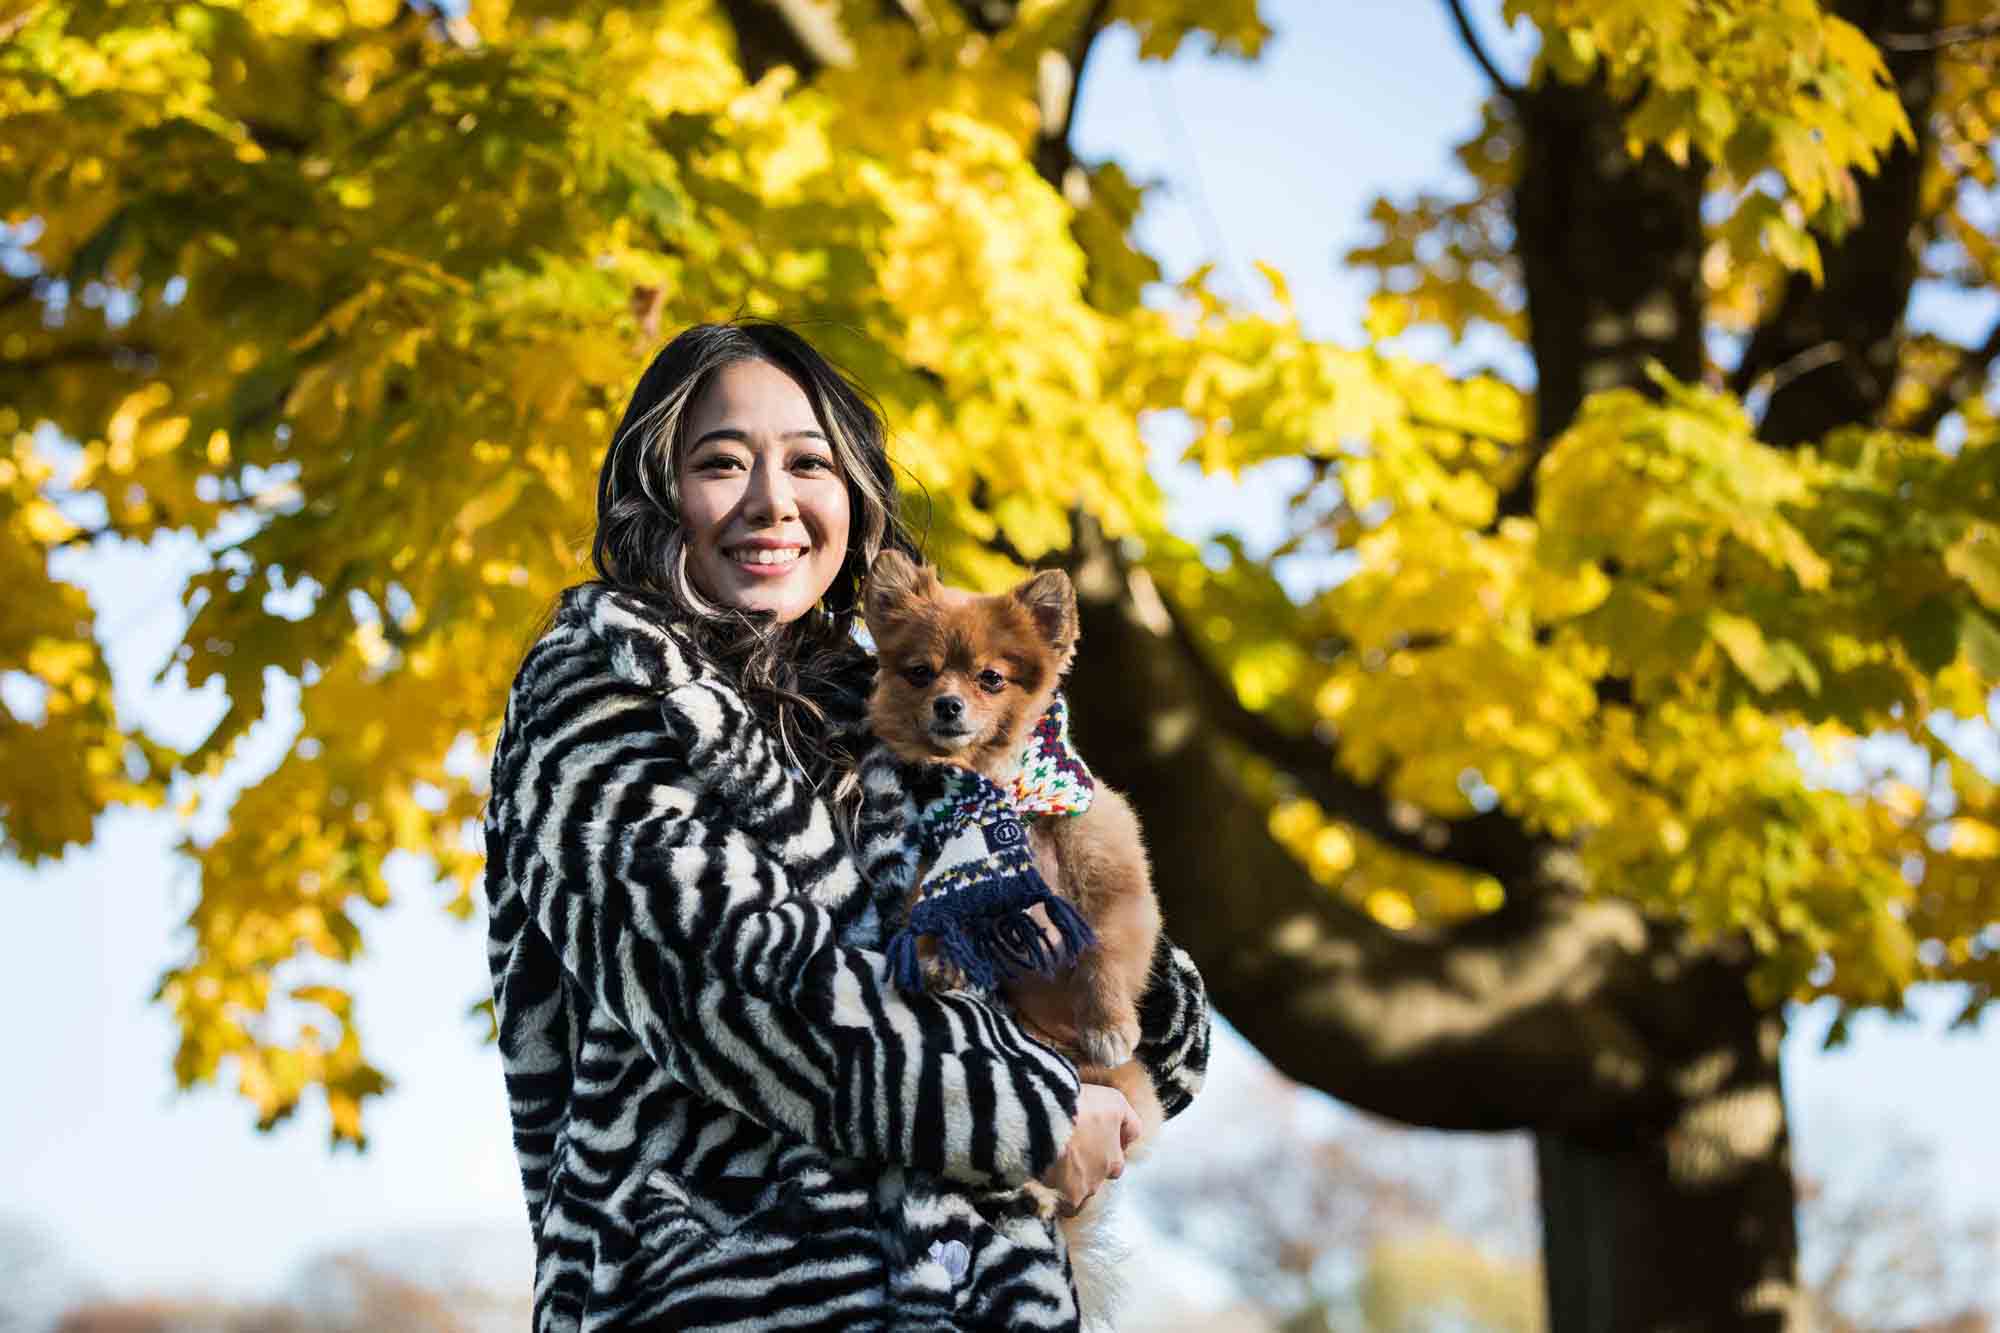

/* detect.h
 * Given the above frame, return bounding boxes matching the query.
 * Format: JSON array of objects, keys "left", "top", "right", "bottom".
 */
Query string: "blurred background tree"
[
  {"left": 1796, "top": 1118, "right": 1997, "bottom": 1333},
  {"left": 3, "top": 1, "right": 1998, "bottom": 1329},
  {"left": 14, "top": 1081, "right": 1988, "bottom": 1332}
]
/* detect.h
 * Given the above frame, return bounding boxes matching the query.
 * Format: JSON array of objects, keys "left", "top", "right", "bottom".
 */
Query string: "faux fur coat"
[{"left": 482, "top": 582, "right": 1211, "bottom": 1331}]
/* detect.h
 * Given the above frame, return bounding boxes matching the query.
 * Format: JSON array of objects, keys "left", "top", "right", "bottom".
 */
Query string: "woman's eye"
[
  {"left": 976, "top": 669, "right": 1006, "bottom": 694},
  {"left": 903, "top": 664, "right": 936, "bottom": 686},
  {"left": 693, "top": 454, "right": 744, "bottom": 473},
  {"left": 795, "top": 454, "right": 837, "bottom": 474}
]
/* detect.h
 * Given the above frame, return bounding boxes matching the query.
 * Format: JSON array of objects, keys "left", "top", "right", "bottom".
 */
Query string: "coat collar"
[
  {"left": 555, "top": 581, "right": 877, "bottom": 738},
  {"left": 557, "top": 581, "right": 701, "bottom": 691}
]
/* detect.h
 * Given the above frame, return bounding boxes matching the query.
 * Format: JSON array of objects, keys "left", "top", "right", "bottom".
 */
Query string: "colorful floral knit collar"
[{"left": 1003, "top": 693, "right": 1095, "bottom": 817}]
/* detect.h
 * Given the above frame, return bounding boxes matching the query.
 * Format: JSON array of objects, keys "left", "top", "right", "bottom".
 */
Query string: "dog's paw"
[{"left": 1075, "top": 1021, "right": 1139, "bottom": 1069}]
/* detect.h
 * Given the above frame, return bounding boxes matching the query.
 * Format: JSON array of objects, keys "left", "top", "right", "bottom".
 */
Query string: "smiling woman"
[
  {"left": 677, "top": 359, "right": 852, "bottom": 625},
  {"left": 482, "top": 320, "right": 1213, "bottom": 1330},
  {"left": 585, "top": 321, "right": 903, "bottom": 779}
]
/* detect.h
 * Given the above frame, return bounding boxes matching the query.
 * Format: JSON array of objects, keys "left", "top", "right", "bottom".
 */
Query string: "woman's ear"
[
  {"left": 1011, "top": 569, "right": 1078, "bottom": 662},
  {"left": 864, "top": 550, "right": 933, "bottom": 629}
]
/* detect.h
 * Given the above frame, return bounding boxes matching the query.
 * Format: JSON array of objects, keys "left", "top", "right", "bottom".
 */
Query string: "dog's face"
[{"left": 862, "top": 551, "right": 1078, "bottom": 774}]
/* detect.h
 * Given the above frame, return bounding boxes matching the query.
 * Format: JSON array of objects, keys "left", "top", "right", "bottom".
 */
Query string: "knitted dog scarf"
[{"left": 884, "top": 694, "right": 1099, "bottom": 995}]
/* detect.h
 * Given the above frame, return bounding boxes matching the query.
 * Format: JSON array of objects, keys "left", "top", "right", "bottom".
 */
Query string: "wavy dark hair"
[{"left": 590, "top": 320, "right": 917, "bottom": 786}]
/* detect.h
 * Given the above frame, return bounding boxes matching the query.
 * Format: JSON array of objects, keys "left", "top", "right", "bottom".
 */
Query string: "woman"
[{"left": 483, "top": 321, "right": 1210, "bottom": 1331}]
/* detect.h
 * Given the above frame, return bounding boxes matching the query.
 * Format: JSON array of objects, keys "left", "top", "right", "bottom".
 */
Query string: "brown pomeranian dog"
[{"left": 862, "top": 549, "right": 1165, "bottom": 1311}]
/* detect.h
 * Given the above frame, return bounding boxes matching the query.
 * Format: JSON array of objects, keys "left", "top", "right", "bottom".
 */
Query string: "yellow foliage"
[
  {"left": 2, "top": 0, "right": 1995, "bottom": 1143},
  {"left": 1506, "top": 0, "right": 1909, "bottom": 231}
]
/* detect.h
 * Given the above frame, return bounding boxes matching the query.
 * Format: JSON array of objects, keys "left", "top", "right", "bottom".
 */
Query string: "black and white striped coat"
[{"left": 483, "top": 583, "right": 1211, "bottom": 1331}]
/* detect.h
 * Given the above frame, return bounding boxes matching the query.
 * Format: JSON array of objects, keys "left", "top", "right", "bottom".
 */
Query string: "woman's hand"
[{"left": 1039, "top": 1084, "right": 1140, "bottom": 1217}]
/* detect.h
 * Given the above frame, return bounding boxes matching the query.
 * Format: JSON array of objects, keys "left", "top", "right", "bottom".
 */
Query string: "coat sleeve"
[
  {"left": 488, "top": 639, "right": 1080, "bottom": 1189},
  {"left": 1133, "top": 932, "right": 1212, "bottom": 1121}
]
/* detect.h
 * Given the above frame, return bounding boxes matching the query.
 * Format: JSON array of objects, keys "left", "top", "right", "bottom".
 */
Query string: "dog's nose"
[{"left": 932, "top": 695, "right": 965, "bottom": 723}]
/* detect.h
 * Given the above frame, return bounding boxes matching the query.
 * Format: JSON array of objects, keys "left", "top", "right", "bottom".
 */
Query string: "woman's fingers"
[{"left": 1039, "top": 1083, "right": 1136, "bottom": 1215}]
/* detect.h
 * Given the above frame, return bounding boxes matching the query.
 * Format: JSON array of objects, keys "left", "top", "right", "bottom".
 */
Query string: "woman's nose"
[{"left": 742, "top": 454, "right": 798, "bottom": 525}]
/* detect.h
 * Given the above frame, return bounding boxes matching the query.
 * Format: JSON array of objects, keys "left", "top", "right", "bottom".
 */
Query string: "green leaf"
[
  {"left": 1770, "top": 639, "right": 1822, "bottom": 696},
  {"left": 67, "top": 206, "right": 130, "bottom": 286},
  {"left": 1945, "top": 524, "right": 2000, "bottom": 610},
  {"left": 1960, "top": 607, "right": 2000, "bottom": 678},
  {"left": 1709, "top": 611, "right": 1790, "bottom": 693},
  {"left": 1894, "top": 594, "right": 1959, "bottom": 674}
]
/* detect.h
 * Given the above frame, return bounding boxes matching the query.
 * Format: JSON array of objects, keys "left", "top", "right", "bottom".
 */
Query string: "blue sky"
[{"left": 2, "top": 0, "right": 1995, "bottom": 1306}]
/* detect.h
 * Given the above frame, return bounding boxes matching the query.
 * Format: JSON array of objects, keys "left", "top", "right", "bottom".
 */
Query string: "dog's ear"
[
  {"left": 864, "top": 549, "right": 934, "bottom": 630},
  {"left": 1011, "top": 569, "right": 1078, "bottom": 663}
]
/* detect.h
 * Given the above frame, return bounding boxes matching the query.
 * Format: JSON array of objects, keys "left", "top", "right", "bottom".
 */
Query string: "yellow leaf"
[{"left": 1946, "top": 819, "right": 2000, "bottom": 858}]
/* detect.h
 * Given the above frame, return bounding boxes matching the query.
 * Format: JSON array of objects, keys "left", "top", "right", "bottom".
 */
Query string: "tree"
[
  {"left": 1133, "top": 1054, "right": 1544, "bottom": 1331},
  {"left": 1798, "top": 1119, "right": 1996, "bottom": 1333},
  {"left": 4, "top": 1, "right": 1998, "bottom": 1329}
]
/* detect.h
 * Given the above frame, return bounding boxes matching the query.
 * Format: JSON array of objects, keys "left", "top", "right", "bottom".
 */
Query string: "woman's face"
[{"left": 676, "top": 358, "right": 852, "bottom": 624}]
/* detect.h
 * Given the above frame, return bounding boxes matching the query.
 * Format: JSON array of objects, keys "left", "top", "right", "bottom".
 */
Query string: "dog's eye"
[
  {"left": 976, "top": 669, "right": 1006, "bottom": 694},
  {"left": 902, "top": 664, "right": 936, "bottom": 687}
]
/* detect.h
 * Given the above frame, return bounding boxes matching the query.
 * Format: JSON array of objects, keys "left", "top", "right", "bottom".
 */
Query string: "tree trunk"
[
  {"left": 1538, "top": 992, "right": 1800, "bottom": 1333},
  {"left": 1501, "top": 66, "right": 1812, "bottom": 1333},
  {"left": 1499, "top": 78, "right": 1706, "bottom": 517}
]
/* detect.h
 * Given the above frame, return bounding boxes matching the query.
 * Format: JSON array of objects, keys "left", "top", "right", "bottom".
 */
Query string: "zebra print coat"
[{"left": 483, "top": 582, "right": 1211, "bottom": 1331}]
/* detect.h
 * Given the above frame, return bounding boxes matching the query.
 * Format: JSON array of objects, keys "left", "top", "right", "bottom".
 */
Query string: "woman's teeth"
[{"left": 731, "top": 547, "right": 803, "bottom": 566}]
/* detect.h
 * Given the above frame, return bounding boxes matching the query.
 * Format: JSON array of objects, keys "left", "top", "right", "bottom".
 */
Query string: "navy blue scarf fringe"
[{"left": 887, "top": 874, "right": 1096, "bottom": 994}]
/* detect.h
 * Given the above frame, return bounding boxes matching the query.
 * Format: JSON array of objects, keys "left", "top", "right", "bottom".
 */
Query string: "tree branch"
[
  {"left": 0, "top": 342, "right": 160, "bottom": 376},
  {"left": 715, "top": 0, "right": 854, "bottom": 82},
  {"left": 1905, "top": 316, "right": 2000, "bottom": 440},
  {"left": 1031, "top": 0, "right": 1114, "bottom": 190},
  {"left": 1065, "top": 523, "right": 1700, "bottom": 1132},
  {"left": 947, "top": 0, "right": 1020, "bottom": 36},
  {"left": 243, "top": 120, "right": 312, "bottom": 156},
  {"left": 1443, "top": 0, "right": 1519, "bottom": 101},
  {"left": 1152, "top": 575, "right": 1561, "bottom": 887},
  {"left": 0, "top": 7, "right": 40, "bottom": 44},
  {"left": 1879, "top": 14, "right": 2000, "bottom": 50},
  {"left": 1733, "top": 340, "right": 1848, "bottom": 403},
  {"left": 0, "top": 278, "right": 40, "bottom": 315},
  {"left": 1738, "top": 1, "right": 1940, "bottom": 446}
]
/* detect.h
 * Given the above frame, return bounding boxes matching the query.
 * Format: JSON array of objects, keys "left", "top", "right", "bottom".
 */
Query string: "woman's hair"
[{"left": 590, "top": 319, "right": 916, "bottom": 785}]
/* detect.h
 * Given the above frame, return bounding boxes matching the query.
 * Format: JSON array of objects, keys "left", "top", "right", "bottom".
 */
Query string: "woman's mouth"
[{"left": 726, "top": 543, "right": 807, "bottom": 575}]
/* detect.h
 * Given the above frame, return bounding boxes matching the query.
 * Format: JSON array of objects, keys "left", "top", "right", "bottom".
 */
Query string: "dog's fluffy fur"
[{"left": 862, "top": 551, "right": 1165, "bottom": 1324}]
